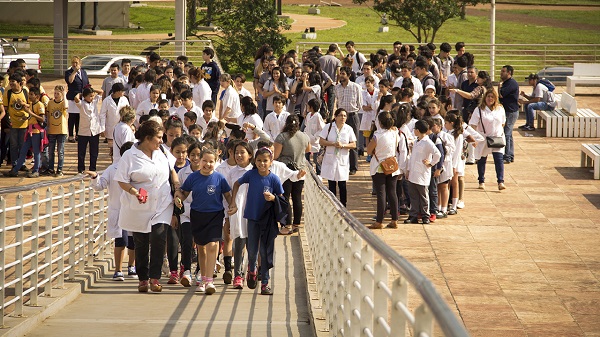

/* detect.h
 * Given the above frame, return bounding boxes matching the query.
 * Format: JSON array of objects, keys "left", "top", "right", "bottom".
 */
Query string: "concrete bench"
[
  {"left": 566, "top": 63, "right": 600, "bottom": 96},
  {"left": 581, "top": 144, "right": 600, "bottom": 179},
  {"left": 536, "top": 92, "right": 600, "bottom": 137}
]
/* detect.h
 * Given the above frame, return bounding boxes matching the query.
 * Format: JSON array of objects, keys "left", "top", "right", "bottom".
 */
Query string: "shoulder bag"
[
  {"left": 373, "top": 132, "right": 399, "bottom": 175},
  {"left": 478, "top": 108, "right": 506, "bottom": 148}
]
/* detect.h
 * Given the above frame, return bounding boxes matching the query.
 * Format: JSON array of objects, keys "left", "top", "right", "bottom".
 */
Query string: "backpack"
[
  {"left": 348, "top": 51, "right": 364, "bottom": 74},
  {"left": 538, "top": 78, "right": 555, "bottom": 92},
  {"left": 422, "top": 74, "right": 442, "bottom": 96}
]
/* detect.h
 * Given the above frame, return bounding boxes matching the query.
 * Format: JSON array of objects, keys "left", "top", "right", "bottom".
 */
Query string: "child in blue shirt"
[{"left": 228, "top": 147, "right": 284, "bottom": 295}]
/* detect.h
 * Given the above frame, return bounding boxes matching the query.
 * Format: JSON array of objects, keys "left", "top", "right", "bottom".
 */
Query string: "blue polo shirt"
[
  {"left": 180, "top": 171, "right": 231, "bottom": 212},
  {"left": 237, "top": 169, "right": 284, "bottom": 221}
]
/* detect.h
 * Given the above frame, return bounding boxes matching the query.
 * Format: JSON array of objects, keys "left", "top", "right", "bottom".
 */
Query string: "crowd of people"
[{"left": 0, "top": 40, "right": 557, "bottom": 295}]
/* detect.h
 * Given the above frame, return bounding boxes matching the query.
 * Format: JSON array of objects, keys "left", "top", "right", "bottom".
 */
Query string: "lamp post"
[{"left": 490, "top": 0, "right": 496, "bottom": 81}]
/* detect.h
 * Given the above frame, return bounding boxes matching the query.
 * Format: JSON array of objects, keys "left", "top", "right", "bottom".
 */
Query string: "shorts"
[
  {"left": 190, "top": 209, "right": 225, "bottom": 246},
  {"left": 363, "top": 131, "right": 372, "bottom": 138},
  {"left": 115, "top": 230, "right": 135, "bottom": 249}
]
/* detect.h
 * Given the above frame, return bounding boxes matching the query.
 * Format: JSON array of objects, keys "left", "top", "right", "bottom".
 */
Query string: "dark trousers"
[
  {"left": 345, "top": 112, "right": 359, "bottom": 171},
  {"left": 9, "top": 128, "right": 26, "bottom": 167},
  {"left": 247, "top": 219, "right": 275, "bottom": 285},
  {"left": 133, "top": 223, "right": 168, "bottom": 281},
  {"left": 68, "top": 113, "right": 79, "bottom": 138},
  {"left": 179, "top": 222, "right": 194, "bottom": 271},
  {"left": 167, "top": 223, "right": 180, "bottom": 272},
  {"left": 282, "top": 180, "right": 304, "bottom": 225},
  {"left": 0, "top": 130, "right": 10, "bottom": 166},
  {"left": 407, "top": 181, "right": 429, "bottom": 219},
  {"left": 396, "top": 175, "right": 409, "bottom": 210},
  {"left": 328, "top": 180, "right": 347, "bottom": 207},
  {"left": 325, "top": 86, "right": 335, "bottom": 121},
  {"left": 372, "top": 173, "right": 399, "bottom": 223},
  {"left": 77, "top": 134, "right": 99, "bottom": 172},
  {"left": 428, "top": 174, "right": 439, "bottom": 214}
]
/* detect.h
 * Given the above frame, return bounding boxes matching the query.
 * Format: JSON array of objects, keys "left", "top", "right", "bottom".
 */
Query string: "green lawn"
[
  {"left": 498, "top": 9, "right": 600, "bottom": 26},
  {"left": 497, "top": 0, "right": 600, "bottom": 4}
]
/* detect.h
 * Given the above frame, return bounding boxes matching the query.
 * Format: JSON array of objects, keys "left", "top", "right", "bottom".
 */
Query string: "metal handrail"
[{"left": 303, "top": 166, "right": 469, "bottom": 336}]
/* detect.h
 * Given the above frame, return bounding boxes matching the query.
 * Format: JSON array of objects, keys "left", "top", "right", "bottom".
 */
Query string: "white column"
[
  {"left": 175, "top": 0, "right": 186, "bottom": 56},
  {"left": 490, "top": 0, "right": 496, "bottom": 81},
  {"left": 53, "top": 0, "right": 69, "bottom": 75}
]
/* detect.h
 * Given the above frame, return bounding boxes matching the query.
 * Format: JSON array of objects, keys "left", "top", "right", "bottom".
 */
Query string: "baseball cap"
[{"left": 525, "top": 73, "right": 539, "bottom": 80}]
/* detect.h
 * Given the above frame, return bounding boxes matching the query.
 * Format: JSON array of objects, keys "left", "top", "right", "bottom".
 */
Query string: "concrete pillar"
[
  {"left": 54, "top": 0, "right": 68, "bottom": 75},
  {"left": 174, "top": 0, "right": 186, "bottom": 56},
  {"left": 78, "top": 2, "right": 86, "bottom": 29},
  {"left": 92, "top": 2, "right": 100, "bottom": 31}
]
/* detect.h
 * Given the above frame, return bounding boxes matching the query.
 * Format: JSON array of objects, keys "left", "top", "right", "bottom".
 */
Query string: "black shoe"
[
  {"left": 403, "top": 217, "right": 418, "bottom": 224},
  {"left": 518, "top": 124, "right": 528, "bottom": 129},
  {"left": 422, "top": 218, "right": 431, "bottom": 224},
  {"left": 349, "top": 170, "right": 357, "bottom": 175},
  {"left": 103, "top": 138, "right": 108, "bottom": 143},
  {"left": 447, "top": 209, "right": 457, "bottom": 215},
  {"left": 4, "top": 170, "right": 19, "bottom": 177},
  {"left": 223, "top": 270, "right": 233, "bottom": 284},
  {"left": 524, "top": 125, "right": 535, "bottom": 131},
  {"left": 503, "top": 159, "right": 511, "bottom": 164}
]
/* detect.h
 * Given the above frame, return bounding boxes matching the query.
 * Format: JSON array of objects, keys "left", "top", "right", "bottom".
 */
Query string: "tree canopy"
[{"left": 352, "top": 0, "right": 490, "bottom": 43}]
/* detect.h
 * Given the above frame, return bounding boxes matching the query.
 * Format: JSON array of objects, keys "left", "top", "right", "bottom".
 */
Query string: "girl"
[
  {"left": 432, "top": 118, "right": 455, "bottom": 218},
  {"left": 203, "top": 121, "right": 225, "bottom": 143},
  {"left": 228, "top": 147, "right": 285, "bottom": 295},
  {"left": 171, "top": 136, "right": 190, "bottom": 173},
  {"left": 218, "top": 73, "right": 241, "bottom": 123},
  {"left": 101, "top": 83, "right": 129, "bottom": 159},
  {"left": 74, "top": 86, "right": 104, "bottom": 174},
  {"left": 359, "top": 77, "right": 379, "bottom": 162},
  {"left": 175, "top": 148, "right": 233, "bottom": 295},
  {"left": 374, "top": 94, "right": 394, "bottom": 131},
  {"left": 227, "top": 142, "right": 254, "bottom": 289},
  {"left": 427, "top": 98, "right": 445, "bottom": 123},
  {"left": 169, "top": 94, "right": 182, "bottom": 115},
  {"left": 136, "top": 84, "right": 161, "bottom": 126},
  {"left": 234, "top": 73, "right": 252, "bottom": 98},
  {"left": 189, "top": 68, "right": 212, "bottom": 108},
  {"left": 262, "top": 67, "right": 289, "bottom": 115},
  {"left": 304, "top": 98, "right": 325, "bottom": 175},
  {"left": 238, "top": 96, "right": 263, "bottom": 141},
  {"left": 112, "top": 106, "right": 137, "bottom": 164},
  {"left": 46, "top": 85, "right": 69, "bottom": 177},
  {"left": 163, "top": 116, "right": 184, "bottom": 150},
  {"left": 188, "top": 124, "right": 203, "bottom": 141},
  {"left": 444, "top": 112, "right": 464, "bottom": 215},
  {"left": 127, "top": 74, "right": 144, "bottom": 110},
  {"left": 176, "top": 142, "right": 202, "bottom": 287}
]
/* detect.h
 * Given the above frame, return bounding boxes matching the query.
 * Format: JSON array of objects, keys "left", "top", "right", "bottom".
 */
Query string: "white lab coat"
[
  {"left": 228, "top": 165, "right": 253, "bottom": 240},
  {"left": 469, "top": 105, "right": 506, "bottom": 159},
  {"left": 89, "top": 164, "right": 123, "bottom": 239},
  {"left": 319, "top": 122, "right": 357, "bottom": 182},
  {"left": 100, "top": 95, "right": 129, "bottom": 140}
]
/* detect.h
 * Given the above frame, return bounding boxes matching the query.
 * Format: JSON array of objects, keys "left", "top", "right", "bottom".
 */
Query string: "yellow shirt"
[
  {"left": 2, "top": 89, "right": 29, "bottom": 129},
  {"left": 47, "top": 99, "right": 69, "bottom": 135},
  {"left": 28, "top": 101, "right": 45, "bottom": 134}
]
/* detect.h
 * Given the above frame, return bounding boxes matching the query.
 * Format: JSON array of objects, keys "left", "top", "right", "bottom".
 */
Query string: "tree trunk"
[
  {"left": 187, "top": 0, "right": 196, "bottom": 35},
  {"left": 460, "top": 3, "right": 466, "bottom": 19}
]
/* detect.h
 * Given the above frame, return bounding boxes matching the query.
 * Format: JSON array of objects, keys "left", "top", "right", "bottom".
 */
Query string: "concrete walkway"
[{"left": 22, "top": 235, "right": 314, "bottom": 337}]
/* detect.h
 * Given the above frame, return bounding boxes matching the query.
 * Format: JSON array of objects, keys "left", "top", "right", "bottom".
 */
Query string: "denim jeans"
[
  {"left": 132, "top": 223, "right": 168, "bottom": 281},
  {"left": 477, "top": 152, "right": 505, "bottom": 183},
  {"left": 504, "top": 110, "right": 519, "bottom": 162},
  {"left": 526, "top": 101, "right": 550, "bottom": 127},
  {"left": 48, "top": 134, "right": 66, "bottom": 171},
  {"left": 9, "top": 128, "right": 27, "bottom": 167},
  {"left": 14, "top": 132, "right": 41, "bottom": 173},
  {"left": 305, "top": 152, "right": 321, "bottom": 175},
  {"left": 247, "top": 219, "right": 275, "bottom": 285}
]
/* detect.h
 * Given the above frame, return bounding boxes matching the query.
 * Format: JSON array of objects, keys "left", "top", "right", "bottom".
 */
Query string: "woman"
[
  {"left": 112, "top": 106, "right": 137, "bottom": 164},
  {"left": 367, "top": 111, "right": 401, "bottom": 229},
  {"left": 469, "top": 89, "right": 506, "bottom": 191},
  {"left": 115, "top": 120, "right": 178, "bottom": 293},
  {"left": 189, "top": 67, "right": 212, "bottom": 108},
  {"left": 65, "top": 56, "right": 89, "bottom": 143},
  {"left": 319, "top": 108, "right": 357, "bottom": 207},
  {"left": 274, "top": 115, "right": 310, "bottom": 234}
]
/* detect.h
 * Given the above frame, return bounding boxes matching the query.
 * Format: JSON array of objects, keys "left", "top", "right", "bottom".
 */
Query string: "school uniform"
[
  {"left": 47, "top": 98, "right": 69, "bottom": 172},
  {"left": 197, "top": 115, "right": 219, "bottom": 138},
  {"left": 263, "top": 110, "right": 289, "bottom": 141},
  {"left": 228, "top": 164, "right": 253, "bottom": 278},
  {"left": 237, "top": 113, "right": 264, "bottom": 140},
  {"left": 437, "top": 130, "right": 456, "bottom": 183},
  {"left": 406, "top": 136, "right": 441, "bottom": 220},
  {"left": 133, "top": 82, "right": 152, "bottom": 109},
  {"left": 177, "top": 165, "right": 195, "bottom": 272},
  {"left": 359, "top": 88, "right": 379, "bottom": 133},
  {"left": 89, "top": 164, "right": 123, "bottom": 239},
  {"left": 136, "top": 98, "right": 159, "bottom": 126},
  {"left": 100, "top": 95, "right": 129, "bottom": 140},
  {"left": 192, "top": 79, "right": 212, "bottom": 108},
  {"left": 319, "top": 122, "right": 356, "bottom": 182},
  {"left": 76, "top": 95, "right": 104, "bottom": 172},
  {"left": 112, "top": 121, "right": 136, "bottom": 164},
  {"left": 219, "top": 86, "right": 242, "bottom": 120}
]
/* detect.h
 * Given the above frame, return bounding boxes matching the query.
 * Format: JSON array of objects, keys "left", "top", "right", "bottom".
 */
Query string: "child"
[
  {"left": 175, "top": 90, "right": 202, "bottom": 125},
  {"left": 101, "top": 63, "right": 125, "bottom": 100},
  {"left": 198, "top": 100, "right": 218, "bottom": 139},
  {"left": 432, "top": 118, "right": 455, "bottom": 219},
  {"left": 424, "top": 84, "right": 436, "bottom": 98},
  {"left": 6, "top": 87, "right": 45, "bottom": 178},
  {"left": 263, "top": 96, "right": 289, "bottom": 141},
  {"left": 171, "top": 136, "right": 190, "bottom": 173},
  {"left": 176, "top": 142, "right": 202, "bottom": 287},
  {"left": 424, "top": 117, "right": 444, "bottom": 222},
  {"left": 183, "top": 111, "right": 197, "bottom": 134},
  {"left": 136, "top": 84, "right": 161, "bottom": 126},
  {"left": 87, "top": 142, "right": 137, "bottom": 281},
  {"left": 163, "top": 116, "right": 184, "bottom": 150},
  {"left": 427, "top": 98, "right": 445, "bottom": 123},
  {"left": 169, "top": 94, "right": 182, "bottom": 115},
  {"left": 444, "top": 112, "right": 464, "bottom": 215},
  {"left": 100, "top": 83, "right": 129, "bottom": 158},
  {"left": 189, "top": 67, "right": 212, "bottom": 108},
  {"left": 227, "top": 141, "right": 254, "bottom": 289},
  {"left": 203, "top": 120, "right": 225, "bottom": 143},
  {"left": 74, "top": 86, "right": 104, "bottom": 174},
  {"left": 158, "top": 99, "right": 170, "bottom": 112},
  {"left": 175, "top": 148, "right": 232, "bottom": 295},
  {"left": 46, "top": 85, "right": 68, "bottom": 177},
  {"left": 359, "top": 78, "right": 379, "bottom": 162},
  {"left": 201, "top": 48, "right": 221, "bottom": 103},
  {"left": 303, "top": 98, "right": 325, "bottom": 175},
  {"left": 188, "top": 124, "right": 203, "bottom": 141},
  {"left": 404, "top": 120, "right": 441, "bottom": 224},
  {"left": 238, "top": 96, "right": 263, "bottom": 141},
  {"left": 3, "top": 73, "right": 29, "bottom": 171},
  {"left": 228, "top": 147, "right": 285, "bottom": 295}
]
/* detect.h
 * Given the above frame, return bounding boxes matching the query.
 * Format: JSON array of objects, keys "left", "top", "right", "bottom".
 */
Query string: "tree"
[
  {"left": 190, "top": 0, "right": 290, "bottom": 72},
  {"left": 352, "top": 0, "right": 490, "bottom": 43}
]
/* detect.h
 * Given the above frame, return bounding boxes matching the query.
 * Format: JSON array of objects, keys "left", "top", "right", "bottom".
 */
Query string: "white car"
[
  {"left": 0, "top": 38, "right": 41, "bottom": 73},
  {"left": 81, "top": 54, "right": 146, "bottom": 76}
]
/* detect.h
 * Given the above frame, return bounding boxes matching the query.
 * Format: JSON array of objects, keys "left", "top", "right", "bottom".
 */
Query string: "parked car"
[
  {"left": 81, "top": 54, "right": 146, "bottom": 76},
  {"left": 0, "top": 38, "right": 41, "bottom": 73},
  {"left": 537, "top": 67, "right": 573, "bottom": 83}
]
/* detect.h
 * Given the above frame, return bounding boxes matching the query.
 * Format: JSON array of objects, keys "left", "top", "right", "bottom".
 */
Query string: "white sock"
[
  {"left": 441, "top": 206, "right": 447, "bottom": 213},
  {"left": 451, "top": 198, "right": 458, "bottom": 210}
]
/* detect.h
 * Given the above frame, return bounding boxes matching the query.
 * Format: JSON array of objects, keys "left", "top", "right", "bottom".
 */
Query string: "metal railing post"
[
  {"left": 77, "top": 181, "right": 85, "bottom": 273},
  {"left": 14, "top": 194, "right": 24, "bottom": 317},
  {"left": 67, "top": 184, "right": 75, "bottom": 281},
  {"left": 360, "top": 244, "right": 374, "bottom": 336},
  {"left": 87, "top": 186, "right": 94, "bottom": 265},
  {"left": 414, "top": 303, "right": 434, "bottom": 336},
  {"left": 44, "top": 188, "right": 54, "bottom": 296},
  {"left": 373, "top": 259, "right": 389, "bottom": 336},
  {"left": 30, "top": 191, "right": 40, "bottom": 307},
  {"left": 0, "top": 197, "right": 5, "bottom": 327}
]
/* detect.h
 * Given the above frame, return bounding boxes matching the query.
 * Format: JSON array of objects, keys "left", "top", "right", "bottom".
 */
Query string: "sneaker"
[
  {"left": 205, "top": 282, "right": 216, "bottom": 295},
  {"left": 349, "top": 170, "right": 357, "bottom": 175},
  {"left": 162, "top": 257, "right": 169, "bottom": 276},
  {"left": 215, "top": 260, "right": 223, "bottom": 273},
  {"left": 150, "top": 278, "right": 162, "bottom": 292},
  {"left": 112, "top": 271, "right": 125, "bottom": 281},
  {"left": 524, "top": 125, "right": 536, "bottom": 131},
  {"left": 179, "top": 265, "right": 185, "bottom": 279},
  {"left": 181, "top": 270, "right": 192, "bottom": 287},
  {"left": 195, "top": 271, "right": 202, "bottom": 286},
  {"left": 403, "top": 217, "right": 419, "bottom": 224},
  {"left": 456, "top": 201, "right": 465, "bottom": 209},
  {"left": 478, "top": 183, "right": 485, "bottom": 189},
  {"left": 40, "top": 169, "right": 54, "bottom": 176},
  {"left": 223, "top": 270, "right": 233, "bottom": 284},
  {"left": 422, "top": 217, "right": 431, "bottom": 225},
  {"left": 26, "top": 171, "right": 39, "bottom": 178},
  {"left": 233, "top": 276, "right": 244, "bottom": 289},
  {"left": 168, "top": 271, "right": 179, "bottom": 284},
  {"left": 127, "top": 266, "right": 138, "bottom": 279},
  {"left": 19, "top": 165, "right": 30, "bottom": 172},
  {"left": 279, "top": 226, "right": 293, "bottom": 235},
  {"left": 138, "top": 280, "right": 149, "bottom": 292},
  {"left": 54, "top": 170, "right": 64, "bottom": 177},
  {"left": 518, "top": 124, "right": 528, "bottom": 129},
  {"left": 429, "top": 214, "right": 437, "bottom": 223},
  {"left": 261, "top": 283, "right": 273, "bottom": 295},
  {"left": 447, "top": 209, "right": 458, "bottom": 215},
  {"left": 247, "top": 270, "right": 258, "bottom": 289},
  {"left": 4, "top": 170, "right": 18, "bottom": 177},
  {"left": 436, "top": 211, "right": 447, "bottom": 219},
  {"left": 498, "top": 182, "right": 506, "bottom": 190},
  {"left": 195, "top": 282, "right": 205, "bottom": 293}
]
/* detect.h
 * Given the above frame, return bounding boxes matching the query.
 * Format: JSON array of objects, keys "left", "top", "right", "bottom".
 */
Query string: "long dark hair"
[
  {"left": 282, "top": 114, "right": 300, "bottom": 137},
  {"left": 241, "top": 96, "right": 257, "bottom": 117}
]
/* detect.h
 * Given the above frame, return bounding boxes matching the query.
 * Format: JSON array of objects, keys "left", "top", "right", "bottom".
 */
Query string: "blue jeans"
[
  {"left": 526, "top": 101, "right": 550, "bottom": 127},
  {"left": 428, "top": 174, "right": 439, "bottom": 214},
  {"left": 504, "top": 110, "right": 518, "bottom": 162},
  {"left": 9, "top": 128, "right": 27, "bottom": 167},
  {"left": 13, "top": 132, "right": 41, "bottom": 173},
  {"left": 48, "top": 134, "right": 66, "bottom": 171},
  {"left": 477, "top": 152, "right": 504, "bottom": 183},
  {"left": 247, "top": 219, "right": 275, "bottom": 285}
]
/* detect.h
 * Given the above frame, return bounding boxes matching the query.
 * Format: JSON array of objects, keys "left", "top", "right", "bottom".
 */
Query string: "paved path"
[{"left": 22, "top": 235, "right": 314, "bottom": 337}]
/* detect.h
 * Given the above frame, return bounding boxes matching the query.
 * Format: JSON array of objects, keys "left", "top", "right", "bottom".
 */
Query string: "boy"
[
  {"left": 404, "top": 119, "right": 440, "bottom": 224},
  {"left": 6, "top": 87, "right": 45, "bottom": 178},
  {"left": 46, "top": 85, "right": 69, "bottom": 177},
  {"left": 101, "top": 63, "right": 125, "bottom": 100},
  {"left": 3, "top": 73, "right": 29, "bottom": 171},
  {"left": 263, "top": 96, "right": 289, "bottom": 141},
  {"left": 158, "top": 99, "right": 170, "bottom": 111},
  {"left": 201, "top": 48, "right": 221, "bottom": 104},
  {"left": 118, "top": 59, "right": 131, "bottom": 83},
  {"left": 425, "top": 117, "right": 444, "bottom": 222},
  {"left": 198, "top": 100, "right": 218, "bottom": 138},
  {"left": 183, "top": 111, "right": 197, "bottom": 134},
  {"left": 175, "top": 90, "right": 202, "bottom": 125}
]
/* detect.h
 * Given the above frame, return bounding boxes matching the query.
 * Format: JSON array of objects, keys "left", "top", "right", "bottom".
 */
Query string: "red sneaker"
[
  {"left": 167, "top": 271, "right": 179, "bottom": 284},
  {"left": 233, "top": 276, "right": 244, "bottom": 289},
  {"left": 429, "top": 214, "right": 437, "bottom": 223}
]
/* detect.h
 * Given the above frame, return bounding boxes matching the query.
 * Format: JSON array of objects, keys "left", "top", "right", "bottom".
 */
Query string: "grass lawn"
[
  {"left": 498, "top": 9, "right": 600, "bottom": 26},
  {"left": 497, "top": 0, "right": 600, "bottom": 4}
]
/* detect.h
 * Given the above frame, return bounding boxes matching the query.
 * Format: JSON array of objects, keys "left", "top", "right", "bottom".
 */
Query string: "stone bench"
[
  {"left": 566, "top": 63, "right": 600, "bottom": 96},
  {"left": 581, "top": 143, "right": 600, "bottom": 179},
  {"left": 535, "top": 92, "right": 600, "bottom": 137}
]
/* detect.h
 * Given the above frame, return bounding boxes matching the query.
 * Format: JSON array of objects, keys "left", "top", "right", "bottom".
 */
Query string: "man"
[
  {"left": 454, "top": 42, "right": 465, "bottom": 61},
  {"left": 394, "top": 63, "right": 423, "bottom": 104},
  {"left": 460, "top": 66, "right": 479, "bottom": 123},
  {"left": 355, "top": 62, "right": 380, "bottom": 90},
  {"left": 437, "top": 42, "right": 454, "bottom": 95},
  {"left": 499, "top": 65, "right": 519, "bottom": 164},
  {"left": 519, "top": 73, "right": 557, "bottom": 131},
  {"left": 388, "top": 41, "right": 402, "bottom": 64},
  {"left": 450, "top": 56, "right": 468, "bottom": 110},
  {"left": 345, "top": 41, "right": 367, "bottom": 76},
  {"left": 101, "top": 63, "right": 125, "bottom": 100},
  {"left": 415, "top": 59, "right": 437, "bottom": 94},
  {"left": 420, "top": 49, "right": 440, "bottom": 81},
  {"left": 319, "top": 44, "right": 342, "bottom": 115},
  {"left": 335, "top": 67, "right": 363, "bottom": 174}
]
